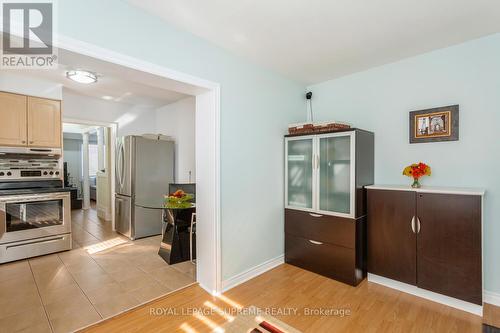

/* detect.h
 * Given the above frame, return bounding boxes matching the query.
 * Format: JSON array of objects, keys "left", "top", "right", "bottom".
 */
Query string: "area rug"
[{"left": 214, "top": 306, "right": 302, "bottom": 333}]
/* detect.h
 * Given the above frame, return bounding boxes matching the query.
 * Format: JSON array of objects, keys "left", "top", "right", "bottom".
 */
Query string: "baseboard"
[
  {"left": 484, "top": 290, "right": 500, "bottom": 307},
  {"left": 222, "top": 255, "right": 284, "bottom": 292},
  {"left": 368, "top": 273, "right": 483, "bottom": 316}
]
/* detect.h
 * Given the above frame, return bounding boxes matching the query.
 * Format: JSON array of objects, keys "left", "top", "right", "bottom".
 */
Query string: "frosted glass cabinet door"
[
  {"left": 319, "top": 135, "right": 352, "bottom": 215},
  {"left": 286, "top": 138, "right": 313, "bottom": 209}
]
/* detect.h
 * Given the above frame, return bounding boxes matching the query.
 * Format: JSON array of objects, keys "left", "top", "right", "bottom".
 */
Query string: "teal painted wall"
[
  {"left": 55, "top": 0, "right": 306, "bottom": 280},
  {"left": 308, "top": 34, "right": 500, "bottom": 294}
]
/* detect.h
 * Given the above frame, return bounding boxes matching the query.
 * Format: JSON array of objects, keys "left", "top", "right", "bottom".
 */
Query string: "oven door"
[{"left": 0, "top": 192, "right": 71, "bottom": 244}]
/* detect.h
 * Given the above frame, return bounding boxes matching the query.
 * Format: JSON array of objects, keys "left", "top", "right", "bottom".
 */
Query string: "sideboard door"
[
  {"left": 367, "top": 189, "right": 417, "bottom": 285},
  {"left": 416, "top": 193, "right": 482, "bottom": 305}
]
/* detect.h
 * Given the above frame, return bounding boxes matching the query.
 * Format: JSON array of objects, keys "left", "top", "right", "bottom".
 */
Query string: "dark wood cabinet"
[
  {"left": 284, "top": 129, "right": 374, "bottom": 286},
  {"left": 285, "top": 209, "right": 356, "bottom": 249},
  {"left": 367, "top": 189, "right": 416, "bottom": 285},
  {"left": 285, "top": 209, "right": 366, "bottom": 286},
  {"left": 285, "top": 233, "right": 358, "bottom": 285},
  {"left": 367, "top": 186, "right": 483, "bottom": 305},
  {"left": 416, "top": 193, "right": 482, "bottom": 305}
]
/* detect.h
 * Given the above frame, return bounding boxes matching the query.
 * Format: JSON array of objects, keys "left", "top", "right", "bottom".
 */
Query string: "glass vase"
[{"left": 411, "top": 178, "right": 421, "bottom": 188}]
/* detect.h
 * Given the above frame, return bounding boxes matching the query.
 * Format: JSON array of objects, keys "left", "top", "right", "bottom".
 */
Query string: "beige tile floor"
[{"left": 0, "top": 203, "right": 196, "bottom": 333}]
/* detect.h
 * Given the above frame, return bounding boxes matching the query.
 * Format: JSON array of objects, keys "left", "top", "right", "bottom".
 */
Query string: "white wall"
[
  {"left": 62, "top": 88, "right": 157, "bottom": 136},
  {"left": 0, "top": 72, "right": 62, "bottom": 99},
  {"left": 63, "top": 90, "right": 196, "bottom": 184},
  {"left": 58, "top": 0, "right": 306, "bottom": 283},
  {"left": 308, "top": 33, "right": 500, "bottom": 294},
  {"left": 155, "top": 97, "right": 195, "bottom": 183}
]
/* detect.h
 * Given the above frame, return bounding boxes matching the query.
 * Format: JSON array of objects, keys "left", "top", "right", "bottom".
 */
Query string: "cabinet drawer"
[
  {"left": 285, "top": 209, "right": 355, "bottom": 248},
  {"left": 285, "top": 233, "right": 357, "bottom": 285},
  {"left": 0, "top": 234, "right": 71, "bottom": 264}
]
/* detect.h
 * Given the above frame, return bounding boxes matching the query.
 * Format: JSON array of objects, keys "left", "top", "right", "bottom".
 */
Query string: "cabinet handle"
[
  {"left": 411, "top": 216, "right": 416, "bottom": 234},
  {"left": 308, "top": 240, "right": 323, "bottom": 245},
  {"left": 309, "top": 213, "right": 323, "bottom": 218},
  {"left": 29, "top": 141, "right": 34, "bottom": 144},
  {"left": 21, "top": 141, "right": 26, "bottom": 144},
  {"left": 416, "top": 217, "right": 421, "bottom": 234}
]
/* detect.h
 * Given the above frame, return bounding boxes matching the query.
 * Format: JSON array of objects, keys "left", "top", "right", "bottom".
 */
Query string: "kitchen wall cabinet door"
[
  {"left": 416, "top": 192, "right": 482, "bottom": 305},
  {"left": 27, "top": 97, "right": 61, "bottom": 148},
  {"left": 0, "top": 92, "right": 27, "bottom": 146},
  {"left": 367, "top": 189, "right": 417, "bottom": 285}
]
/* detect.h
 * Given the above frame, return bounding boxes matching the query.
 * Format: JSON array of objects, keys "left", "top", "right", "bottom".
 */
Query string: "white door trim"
[{"left": 56, "top": 35, "right": 222, "bottom": 294}]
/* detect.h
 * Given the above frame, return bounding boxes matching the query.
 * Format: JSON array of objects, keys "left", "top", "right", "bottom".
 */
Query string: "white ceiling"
[
  {"left": 128, "top": 0, "right": 500, "bottom": 84},
  {"left": 4, "top": 48, "right": 194, "bottom": 108}
]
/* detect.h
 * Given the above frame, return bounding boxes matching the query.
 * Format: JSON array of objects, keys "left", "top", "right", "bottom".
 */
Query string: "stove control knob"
[
  {"left": 55, "top": 171, "right": 60, "bottom": 175},
  {"left": 49, "top": 171, "right": 54, "bottom": 175},
  {"left": 6, "top": 172, "right": 12, "bottom": 176},
  {"left": 0, "top": 172, "right": 4, "bottom": 176},
  {"left": 43, "top": 171, "right": 48, "bottom": 175}
]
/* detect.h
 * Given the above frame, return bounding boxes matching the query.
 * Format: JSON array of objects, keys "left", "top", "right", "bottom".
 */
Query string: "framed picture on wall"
[{"left": 409, "top": 105, "right": 459, "bottom": 143}]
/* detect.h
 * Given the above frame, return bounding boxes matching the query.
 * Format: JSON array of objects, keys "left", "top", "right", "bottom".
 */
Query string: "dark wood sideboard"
[
  {"left": 284, "top": 129, "right": 374, "bottom": 286},
  {"left": 366, "top": 185, "right": 484, "bottom": 305}
]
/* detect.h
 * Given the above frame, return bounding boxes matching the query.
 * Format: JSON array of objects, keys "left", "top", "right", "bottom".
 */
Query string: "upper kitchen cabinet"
[
  {"left": 0, "top": 92, "right": 62, "bottom": 149},
  {"left": 27, "top": 97, "right": 62, "bottom": 148},
  {"left": 285, "top": 129, "right": 374, "bottom": 218},
  {"left": 0, "top": 92, "right": 28, "bottom": 146}
]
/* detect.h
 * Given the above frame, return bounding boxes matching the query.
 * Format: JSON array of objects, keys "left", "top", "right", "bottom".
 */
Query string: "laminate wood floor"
[{"left": 82, "top": 264, "right": 498, "bottom": 333}]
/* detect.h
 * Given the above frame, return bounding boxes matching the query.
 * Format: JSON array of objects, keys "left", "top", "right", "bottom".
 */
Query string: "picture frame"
[{"left": 409, "top": 105, "right": 459, "bottom": 143}]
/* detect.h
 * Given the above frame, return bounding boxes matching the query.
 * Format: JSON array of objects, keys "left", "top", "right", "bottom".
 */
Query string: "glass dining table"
[{"left": 158, "top": 204, "right": 196, "bottom": 265}]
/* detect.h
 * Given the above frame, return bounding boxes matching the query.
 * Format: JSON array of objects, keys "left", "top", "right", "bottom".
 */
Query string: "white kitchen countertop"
[{"left": 365, "top": 184, "right": 485, "bottom": 196}]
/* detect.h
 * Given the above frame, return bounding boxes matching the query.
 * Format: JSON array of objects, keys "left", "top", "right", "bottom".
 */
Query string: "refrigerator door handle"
[
  {"left": 116, "top": 141, "right": 122, "bottom": 190},
  {"left": 117, "top": 140, "right": 125, "bottom": 190},
  {"left": 119, "top": 142, "right": 123, "bottom": 189}
]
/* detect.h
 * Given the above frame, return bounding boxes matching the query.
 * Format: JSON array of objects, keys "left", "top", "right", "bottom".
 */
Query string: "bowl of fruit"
[{"left": 164, "top": 189, "right": 194, "bottom": 209}]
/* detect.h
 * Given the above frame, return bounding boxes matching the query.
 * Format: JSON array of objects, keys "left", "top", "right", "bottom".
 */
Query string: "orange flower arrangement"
[
  {"left": 403, "top": 162, "right": 431, "bottom": 188},
  {"left": 164, "top": 190, "right": 194, "bottom": 209}
]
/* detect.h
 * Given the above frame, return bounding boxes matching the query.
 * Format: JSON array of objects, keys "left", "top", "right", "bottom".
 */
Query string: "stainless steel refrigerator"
[{"left": 115, "top": 136, "right": 174, "bottom": 240}]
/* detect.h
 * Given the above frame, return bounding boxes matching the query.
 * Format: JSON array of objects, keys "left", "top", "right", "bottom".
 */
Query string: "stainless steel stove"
[{"left": 0, "top": 147, "right": 72, "bottom": 264}]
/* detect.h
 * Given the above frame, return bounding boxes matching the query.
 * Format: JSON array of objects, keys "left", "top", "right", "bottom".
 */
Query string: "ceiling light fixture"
[
  {"left": 66, "top": 70, "right": 98, "bottom": 84},
  {"left": 102, "top": 95, "right": 113, "bottom": 100}
]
